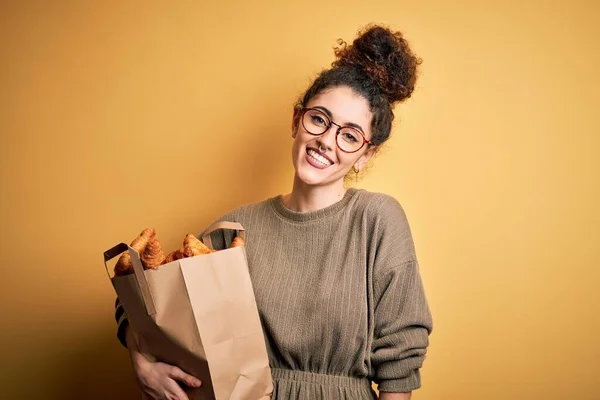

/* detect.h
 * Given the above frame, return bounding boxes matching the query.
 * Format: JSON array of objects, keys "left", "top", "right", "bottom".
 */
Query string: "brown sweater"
[{"left": 116, "top": 188, "right": 432, "bottom": 398}]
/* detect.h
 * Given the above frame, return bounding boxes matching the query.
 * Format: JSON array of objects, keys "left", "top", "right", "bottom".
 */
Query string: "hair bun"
[{"left": 332, "top": 25, "right": 421, "bottom": 104}]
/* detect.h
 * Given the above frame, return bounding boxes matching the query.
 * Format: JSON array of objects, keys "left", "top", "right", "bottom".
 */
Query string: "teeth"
[{"left": 307, "top": 149, "right": 332, "bottom": 166}]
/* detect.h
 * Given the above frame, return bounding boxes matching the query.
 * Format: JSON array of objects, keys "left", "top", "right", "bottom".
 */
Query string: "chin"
[
  {"left": 295, "top": 171, "right": 322, "bottom": 186},
  {"left": 295, "top": 166, "right": 339, "bottom": 187}
]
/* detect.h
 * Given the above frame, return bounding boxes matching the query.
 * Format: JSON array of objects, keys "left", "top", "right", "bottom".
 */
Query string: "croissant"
[
  {"left": 183, "top": 234, "right": 213, "bottom": 256},
  {"left": 183, "top": 245, "right": 203, "bottom": 257},
  {"left": 114, "top": 228, "right": 156, "bottom": 276},
  {"left": 141, "top": 237, "right": 164, "bottom": 269},
  {"left": 162, "top": 249, "right": 185, "bottom": 265},
  {"left": 230, "top": 236, "right": 245, "bottom": 248}
]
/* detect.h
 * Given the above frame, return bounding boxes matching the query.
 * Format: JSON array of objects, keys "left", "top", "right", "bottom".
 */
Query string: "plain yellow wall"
[{"left": 1, "top": 1, "right": 598, "bottom": 399}]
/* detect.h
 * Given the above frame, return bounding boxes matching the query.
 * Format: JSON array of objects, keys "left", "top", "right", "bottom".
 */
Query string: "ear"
[
  {"left": 291, "top": 106, "right": 302, "bottom": 138},
  {"left": 354, "top": 146, "right": 377, "bottom": 171}
]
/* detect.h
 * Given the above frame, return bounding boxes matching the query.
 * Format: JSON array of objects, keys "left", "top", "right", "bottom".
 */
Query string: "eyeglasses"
[{"left": 300, "top": 107, "right": 373, "bottom": 153}]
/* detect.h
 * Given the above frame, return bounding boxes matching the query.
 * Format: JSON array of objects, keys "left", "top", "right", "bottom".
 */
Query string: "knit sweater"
[{"left": 116, "top": 188, "right": 432, "bottom": 398}]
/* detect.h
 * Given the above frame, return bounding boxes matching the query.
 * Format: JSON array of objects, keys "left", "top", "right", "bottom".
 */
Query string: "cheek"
[
  {"left": 336, "top": 151, "right": 357, "bottom": 167},
  {"left": 293, "top": 132, "right": 311, "bottom": 152},
  {"left": 291, "top": 136, "right": 302, "bottom": 164},
  {"left": 338, "top": 151, "right": 368, "bottom": 173}
]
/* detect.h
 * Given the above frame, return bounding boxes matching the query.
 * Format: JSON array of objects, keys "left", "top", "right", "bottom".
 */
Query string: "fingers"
[
  {"left": 167, "top": 366, "right": 202, "bottom": 388},
  {"left": 165, "top": 379, "right": 190, "bottom": 400},
  {"left": 136, "top": 362, "right": 201, "bottom": 400}
]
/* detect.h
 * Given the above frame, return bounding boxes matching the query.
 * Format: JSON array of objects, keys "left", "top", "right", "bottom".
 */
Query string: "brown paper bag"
[{"left": 103, "top": 222, "right": 273, "bottom": 400}]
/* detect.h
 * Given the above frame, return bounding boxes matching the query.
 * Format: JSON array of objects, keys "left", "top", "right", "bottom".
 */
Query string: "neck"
[{"left": 282, "top": 176, "right": 347, "bottom": 212}]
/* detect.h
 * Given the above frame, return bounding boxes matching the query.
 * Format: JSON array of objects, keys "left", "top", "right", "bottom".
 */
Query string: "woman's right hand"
[{"left": 126, "top": 327, "right": 202, "bottom": 400}]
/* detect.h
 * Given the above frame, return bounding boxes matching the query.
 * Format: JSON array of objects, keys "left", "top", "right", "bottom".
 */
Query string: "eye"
[
  {"left": 341, "top": 130, "right": 360, "bottom": 143},
  {"left": 343, "top": 133, "right": 358, "bottom": 142},
  {"left": 310, "top": 114, "right": 327, "bottom": 126}
]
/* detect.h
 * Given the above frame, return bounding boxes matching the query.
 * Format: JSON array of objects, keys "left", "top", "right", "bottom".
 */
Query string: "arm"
[
  {"left": 370, "top": 197, "right": 433, "bottom": 393},
  {"left": 115, "top": 299, "right": 202, "bottom": 400},
  {"left": 380, "top": 392, "right": 411, "bottom": 400},
  {"left": 371, "top": 260, "right": 432, "bottom": 392},
  {"left": 115, "top": 297, "right": 129, "bottom": 348}
]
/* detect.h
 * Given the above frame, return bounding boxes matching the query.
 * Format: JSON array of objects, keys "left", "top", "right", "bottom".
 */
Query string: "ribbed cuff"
[{"left": 376, "top": 370, "right": 421, "bottom": 393}]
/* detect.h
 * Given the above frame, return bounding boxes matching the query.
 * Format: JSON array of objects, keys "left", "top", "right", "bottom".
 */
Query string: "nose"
[{"left": 316, "top": 124, "right": 338, "bottom": 152}]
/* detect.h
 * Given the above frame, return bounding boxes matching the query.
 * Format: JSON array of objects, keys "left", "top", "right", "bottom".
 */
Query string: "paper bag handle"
[
  {"left": 201, "top": 221, "right": 245, "bottom": 250},
  {"left": 103, "top": 243, "right": 157, "bottom": 316}
]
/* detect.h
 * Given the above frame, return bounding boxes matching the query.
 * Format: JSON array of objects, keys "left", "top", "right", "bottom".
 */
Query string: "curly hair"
[{"left": 296, "top": 24, "right": 422, "bottom": 147}]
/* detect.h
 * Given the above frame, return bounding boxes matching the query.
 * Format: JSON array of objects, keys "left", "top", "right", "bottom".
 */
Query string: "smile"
[{"left": 306, "top": 149, "right": 333, "bottom": 168}]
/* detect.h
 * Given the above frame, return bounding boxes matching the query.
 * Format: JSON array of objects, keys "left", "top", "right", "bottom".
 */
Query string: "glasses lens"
[
  {"left": 303, "top": 109, "right": 329, "bottom": 135},
  {"left": 337, "top": 127, "right": 364, "bottom": 152}
]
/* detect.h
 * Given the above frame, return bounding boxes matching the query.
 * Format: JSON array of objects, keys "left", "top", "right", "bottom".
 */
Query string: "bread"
[
  {"left": 183, "top": 234, "right": 213, "bottom": 256},
  {"left": 141, "top": 237, "right": 165, "bottom": 269},
  {"left": 114, "top": 228, "right": 156, "bottom": 276},
  {"left": 115, "top": 229, "right": 225, "bottom": 273},
  {"left": 162, "top": 249, "right": 185, "bottom": 265},
  {"left": 230, "top": 236, "right": 245, "bottom": 248}
]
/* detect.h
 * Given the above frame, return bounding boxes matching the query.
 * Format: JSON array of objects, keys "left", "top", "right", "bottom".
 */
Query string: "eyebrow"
[{"left": 313, "top": 106, "right": 366, "bottom": 134}]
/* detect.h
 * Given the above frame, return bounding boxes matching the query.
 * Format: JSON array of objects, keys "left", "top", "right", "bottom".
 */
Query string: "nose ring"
[{"left": 318, "top": 143, "right": 326, "bottom": 153}]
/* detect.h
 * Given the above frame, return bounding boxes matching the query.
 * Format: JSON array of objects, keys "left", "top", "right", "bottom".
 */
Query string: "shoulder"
[
  {"left": 351, "top": 189, "right": 410, "bottom": 226},
  {"left": 351, "top": 189, "right": 416, "bottom": 263}
]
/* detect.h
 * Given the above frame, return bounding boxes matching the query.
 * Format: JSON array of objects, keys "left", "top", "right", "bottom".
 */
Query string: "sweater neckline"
[{"left": 271, "top": 188, "right": 359, "bottom": 222}]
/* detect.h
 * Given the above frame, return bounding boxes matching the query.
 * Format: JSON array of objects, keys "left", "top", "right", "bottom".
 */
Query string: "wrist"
[
  {"left": 125, "top": 327, "right": 155, "bottom": 369},
  {"left": 125, "top": 327, "right": 141, "bottom": 358}
]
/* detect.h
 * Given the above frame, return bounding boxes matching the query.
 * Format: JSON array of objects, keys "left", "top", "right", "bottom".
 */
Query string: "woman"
[{"left": 116, "top": 24, "right": 433, "bottom": 400}]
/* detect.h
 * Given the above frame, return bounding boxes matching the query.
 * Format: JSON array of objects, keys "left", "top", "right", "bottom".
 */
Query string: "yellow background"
[{"left": 1, "top": 1, "right": 598, "bottom": 399}]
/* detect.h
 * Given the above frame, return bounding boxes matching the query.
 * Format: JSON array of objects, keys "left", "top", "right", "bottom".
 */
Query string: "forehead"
[{"left": 306, "top": 86, "right": 372, "bottom": 135}]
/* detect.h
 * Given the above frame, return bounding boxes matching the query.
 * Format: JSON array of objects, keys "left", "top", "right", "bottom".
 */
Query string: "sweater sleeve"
[
  {"left": 370, "top": 196, "right": 433, "bottom": 392},
  {"left": 115, "top": 297, "right": 129, "bottom": 348}
]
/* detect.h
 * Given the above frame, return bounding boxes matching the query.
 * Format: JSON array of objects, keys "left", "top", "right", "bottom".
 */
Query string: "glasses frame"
[{"left": 300, "top": 107, "right": 373, "bottom": 153}]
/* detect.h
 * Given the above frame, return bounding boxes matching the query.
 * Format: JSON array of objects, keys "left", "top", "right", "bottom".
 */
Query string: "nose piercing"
[{"left": 318, "top": 143, "right": 326, "bottom": 153}]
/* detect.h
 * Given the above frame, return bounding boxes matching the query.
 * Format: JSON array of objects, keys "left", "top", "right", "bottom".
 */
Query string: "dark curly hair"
[{"left": 295, "top": 24, "right": 421, "bottom": 147}]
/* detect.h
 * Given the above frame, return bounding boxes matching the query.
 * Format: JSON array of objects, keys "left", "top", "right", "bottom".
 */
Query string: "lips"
[{"left": 305, "top": 147, "right": 334, "bottom": 169}]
